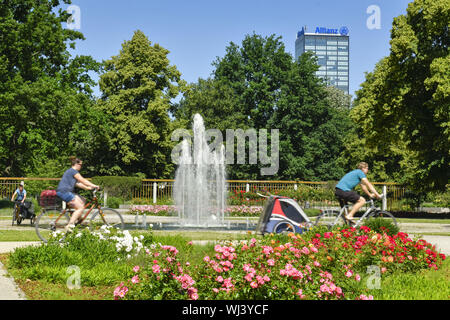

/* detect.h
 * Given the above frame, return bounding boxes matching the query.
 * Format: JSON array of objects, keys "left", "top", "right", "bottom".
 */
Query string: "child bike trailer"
[{"left": 256, "top": 194, "right": 312, "bottom": 235}]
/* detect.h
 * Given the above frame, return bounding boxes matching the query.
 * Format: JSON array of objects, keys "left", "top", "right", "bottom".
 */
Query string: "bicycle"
[
  {"left": 314, "top": 193, "right": 397, "bottom": 229},
  {"left": 35, "top": 189, "right": 124, "bottom": 243},
  {"left": 12, "top": 201, "right": 23, "bottom": 226}
]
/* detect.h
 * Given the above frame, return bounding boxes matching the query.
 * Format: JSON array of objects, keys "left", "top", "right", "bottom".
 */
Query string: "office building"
[{"left": 295, "top": 26, "right": 349, "bottom": 93}]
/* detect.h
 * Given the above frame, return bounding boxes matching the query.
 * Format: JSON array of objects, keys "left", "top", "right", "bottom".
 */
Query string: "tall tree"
[
  {"left": 212, "top": 33, "right": 293, "bottom": 129},
  {"left": 351, "top": 0, "right": 449, "bottom": 191},
  {"left": 173, "top": 78, "right": 245, "bottom": 132},
  {"left": 270, "top": 52, "right": 352, "bottom": 181},
  {"left": 0, "top": 0, "right": 99, "bottom": 176},
  {"left": 97, "top": 30, "right": 185, "bottom": 178},
  {"left": 177, "top": 35, "right": 352, "bottom": 180}
]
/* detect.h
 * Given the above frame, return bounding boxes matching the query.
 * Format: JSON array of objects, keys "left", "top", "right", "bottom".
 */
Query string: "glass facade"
[{"left": 295, "top": 33, "right": 349, "bottom": 94}]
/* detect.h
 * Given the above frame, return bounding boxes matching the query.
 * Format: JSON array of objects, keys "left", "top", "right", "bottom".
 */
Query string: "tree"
[
  {"left": 173, "top": 78, "right": 245, "bottom": 132},
  {"left": 270, "top": 52, "right": 352, "bottom": 181},
  {"left": 212, "top": 33, "right": 293, "bottom": 129},
  {"left": 0, "top": 0, "right": 99, "bottom": 176},
  {"left": 324, "top": 85, "right": 352, "bottom": 111},
  {"left": 351, "top": 0, "right": 449, "bottom": 191},
  {"left": 97, "top": 30, "right": 185, "bottom": 178},
  {"left": 177, "top": 35, "right": 352, "bottom": 181}
]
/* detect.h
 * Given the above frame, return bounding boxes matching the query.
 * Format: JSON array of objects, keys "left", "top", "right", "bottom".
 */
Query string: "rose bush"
[
  {"left": 130, "top": 205, "right": 176, "bottom": 216},
  {"left": 114, "top": 226, "right": 445, "bottom": 300},
  {"left": 225, "top": 205, "right": 263, "bottom": 217}
]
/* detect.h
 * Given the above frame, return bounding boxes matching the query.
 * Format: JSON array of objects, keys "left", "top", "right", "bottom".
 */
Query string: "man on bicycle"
[
  {"left": 335, "top": 162, "right": 382, "bottom": 223},
  {"left": 11, "top": 182, "right": 27, "bottom": 218}
]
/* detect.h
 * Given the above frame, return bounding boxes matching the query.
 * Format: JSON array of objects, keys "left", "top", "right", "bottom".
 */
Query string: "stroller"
[{"left": 255, "top": 193, "right": 313, "bottom": 235}]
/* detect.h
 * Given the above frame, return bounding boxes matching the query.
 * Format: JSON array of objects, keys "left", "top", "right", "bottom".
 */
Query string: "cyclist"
[
  {"left": 11, "top": 182, "right": 27, "bottom": 218},
  {"left": 56, "top": 157, "right": 100, "bottom": 233},
  {"left": 335, "top": 162, "right": 381, "bottom": 223}
]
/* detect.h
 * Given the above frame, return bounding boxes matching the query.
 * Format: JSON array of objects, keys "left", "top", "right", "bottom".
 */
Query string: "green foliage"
[
  {"left": 97, "top": 30, "right": 185, "bottom": 178},
  {"left": 0, "top": 0, "right": 100, "bottom": 177},
  {"left": 363, "top": 217, "right": 400, "bottom": 236},
  {"left": 176, "top": 33, "right": 352, "bottom": 181},
  {"left": 0, "top": 199, "right": 14, "bottom": 209},
  {"left": 91, "top": 176, "right": 141, "bottom": 200},
  {"left": 350, "top": 0, "right": 450, "bottom": 192},
  {"left": 107, "top": 196, "right": 124, "bottom": 209},
  {"left": 376, "top": 259, "right": 450, "bottom": 300},
  {"left": 270, "top": 52, "right": 352, "bottom": 181},
  {"left": 8, "top": 227, "right": 153, "bottom": 286},
  {"left": 427, "top": 188, "right": 450, "bottom": 207}
]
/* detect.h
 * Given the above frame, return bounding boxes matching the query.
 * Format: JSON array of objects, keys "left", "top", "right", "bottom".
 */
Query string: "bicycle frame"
[
  {"left": 13, "top": 201, "right": 22, "bottom": 219},
  {"left": 331, "top": 198, "right": 379, "bottom": 227},
  {"left": 51, "top": 191, "right": 105, "bottom": 226}
]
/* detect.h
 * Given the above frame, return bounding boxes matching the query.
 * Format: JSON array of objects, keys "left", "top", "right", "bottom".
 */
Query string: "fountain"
[{"left": 173, "top": 114, "right": 227, "bottom": 227}]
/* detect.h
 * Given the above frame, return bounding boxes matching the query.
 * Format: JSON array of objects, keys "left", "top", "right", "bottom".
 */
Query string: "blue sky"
[{"left": 65, "top": 0, "right": 412, "bottom": 99}]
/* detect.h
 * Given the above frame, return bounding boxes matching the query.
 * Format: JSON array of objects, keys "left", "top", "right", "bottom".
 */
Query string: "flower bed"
[
  {"left": 225, "top": 205, "right": 263, "bottom": 217},
  {"left": 113, "top": 226, "right": 446, "bottom": 300},
  {"left": 130, "top": 204, "right": 264, "bottom": 217},
  {"left": 130, "top": 205, "right": 177, "bottom": 216}
]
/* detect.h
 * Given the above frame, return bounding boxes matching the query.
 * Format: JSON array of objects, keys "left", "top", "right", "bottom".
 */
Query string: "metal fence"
[
  {"left": 1, "top": 177, "right": 407, "bottom": 211},
  {"left": 131, "top": 179, "right": 406, "bottom": 210}
]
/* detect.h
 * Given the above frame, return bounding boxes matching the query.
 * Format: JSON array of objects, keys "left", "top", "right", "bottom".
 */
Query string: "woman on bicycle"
[
  {"left": 56, "top": 157, "right": 99, "bottom": 233},
  {"left": 11, "top": 182, "right": 27, "bottom": 218},
  {"left": 335, "top": 162, "right": 381, "bottom": 223},
  {"left": 11, "top": 182, "right": 27, "bottom": 204}
]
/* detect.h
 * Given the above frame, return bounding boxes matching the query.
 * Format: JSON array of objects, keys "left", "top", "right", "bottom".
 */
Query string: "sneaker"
[
  {"left": 344, "top": 215, "right": 356, "bottom": 226},
  {"left": 64, "top": 224, "right": 76, "bottom": 233}
]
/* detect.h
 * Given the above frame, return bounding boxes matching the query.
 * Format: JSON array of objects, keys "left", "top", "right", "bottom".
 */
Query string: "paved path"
[
  {"left": 417, "top": 235, "right": 450, "bottom": 255},
  {"left": 0, "top": 242, "right": 40, "bottom": 300}
]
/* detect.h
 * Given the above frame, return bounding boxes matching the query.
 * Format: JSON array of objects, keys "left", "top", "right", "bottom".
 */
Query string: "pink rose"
[{"left": 152, "top": 264, "right": 161, "bottom": 274}]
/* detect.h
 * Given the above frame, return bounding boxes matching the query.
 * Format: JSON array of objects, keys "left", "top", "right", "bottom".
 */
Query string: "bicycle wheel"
[
  {"left": 89, "top": 208, "right": 124, "bottom": 231},
  {"left": 314, "top": 209, "right": 347, "bottom": 229},
  {"left": 273, "top": 220, "right": 295, "bottom": 234},
  {"left": 16, "top": 206, "right": 23, "bottom": 225},
  {"left": 366, "top": 210, "right": 398, "bottom": 228},
  {"left": 35, "top": 209, "right": 70, "bottom": 243},
  {"left": 30, "top": 214, "right": 36, "bottom": 225}
]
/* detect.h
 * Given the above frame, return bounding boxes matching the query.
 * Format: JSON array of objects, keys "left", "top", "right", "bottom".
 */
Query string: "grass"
[
  {"left": 0, "top": 229, "right": 253, "bottom": 242},
  {"left": 373, "top": 259, "right": 450, "bottom": 300},
  {"left": 0, "top": 230, "right": 43, "bottom": 241}
]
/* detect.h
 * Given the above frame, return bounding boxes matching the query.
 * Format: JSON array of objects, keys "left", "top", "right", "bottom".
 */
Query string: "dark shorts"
[
  {"left": 56, "top": 191, "right": 76, "bottom": 203},
  {"left": 335, "top": 188, "right": 361, "bottom": 204}
]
